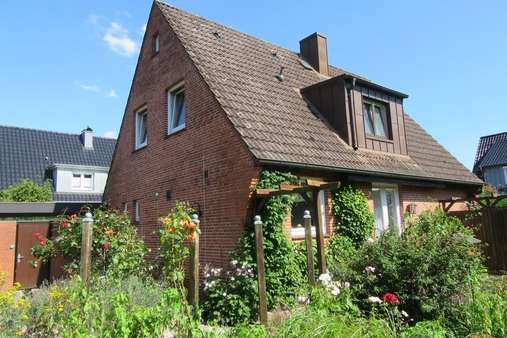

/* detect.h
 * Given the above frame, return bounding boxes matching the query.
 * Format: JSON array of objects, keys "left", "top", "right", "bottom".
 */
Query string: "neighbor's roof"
[
  {"left": 156, "top": 1, "right": 481, "bottom": 186},
  {"left": 0, "top": 125, "right": 115, "bottom": 201},
  {"left": 473, "top": 132, "right": 507, "bottom": 173},
  {"left": 475, "top": 139, "right": 507, "bottom": 171}
]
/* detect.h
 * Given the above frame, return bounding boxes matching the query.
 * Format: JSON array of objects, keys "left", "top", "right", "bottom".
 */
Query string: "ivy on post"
[
  {"left": 254, "top": 215, "right": 268, "bottom": 326},
  {"left": 80, "top": 212, "right": 93, "bottom": 285},
  {"left": 188, "top": 213, "right": 200, "bottom": 309},
  {"left": 303, "top": 210, "right": 316, "bottom": 286}
]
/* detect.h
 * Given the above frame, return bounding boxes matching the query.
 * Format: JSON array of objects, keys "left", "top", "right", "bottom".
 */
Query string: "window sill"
[
  {"left": 165, "top": 126, "right": 186, "bottom": 138},
  {"left": 133, "top": 144, "right": 147, "bottom": 153},
  {"left": 366, "top": 135, "right": 394, "bottom": 143}
]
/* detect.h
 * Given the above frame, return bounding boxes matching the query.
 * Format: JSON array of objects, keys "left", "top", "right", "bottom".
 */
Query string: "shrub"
[
  {"left": 158, "top": 201, "right": 198, "bottom": 287},
  {"left": 348, "top": 209, "right": 484, "bottom": 323},
  {"left": 31, "top": 208, "right": 147, "bottom": 279},
  {"left": 0, "top": 179, "right": 53, "bottom": 202},
  {"left": 0, "top": 275, "right": 200, "bottom": 337},
  {"left": 331, "top": 186, "right": 374, "bottom": 246},
  {"left": 326, "top": 235, "right": 359, "bottom": 282}
]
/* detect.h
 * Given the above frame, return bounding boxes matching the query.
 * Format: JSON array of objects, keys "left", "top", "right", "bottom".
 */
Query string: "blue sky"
[{"left": 1, "top": 1, "right": 506, "bottom": 169}]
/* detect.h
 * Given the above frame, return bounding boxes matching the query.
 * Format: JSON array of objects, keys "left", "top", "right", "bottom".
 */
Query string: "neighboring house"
[
  {"left": 105, "top": 1, "right": 483, "bottom": 269},
  {"left": 473, "top": 132, "right": 507, "bottom": 195},
  {"left": 0, "top": 125, "right": 115, "bottom": 209}
]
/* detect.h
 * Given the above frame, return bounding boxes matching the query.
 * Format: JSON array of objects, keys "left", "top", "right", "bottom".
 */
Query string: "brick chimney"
[
  {"left": 81, "top": 127, "right": 93, "bottom": 150},
  {"left": 299, "top": 33, "right": 329, "bottom": 76}
]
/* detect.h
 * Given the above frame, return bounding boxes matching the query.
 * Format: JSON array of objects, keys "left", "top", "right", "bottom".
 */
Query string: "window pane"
[
  {"left": 372, "top": 189, "right": 385, "bottom": 236},
  {"left": 291, "top": 193, "right": 311, "bottom": 229},
  {"left": 135, "top": 201, "right": 140, "bottom": 222},
  {"left": 154, "top": 35, "right": 160, "bottom": 53},
  {"left": 172, "top": 90, "right": 186, "bottom": 129},
  {"left": 140, "top": 113, "right": 147, "bottom": 144},
  {"left": 373, "top": 105, "right": 387, "bottom": 137},
  {"left": 363, "top": 103, "right": 374, "bottom": 135},
  {"left": 83, "top": 174, "right": 92, "bottom": 189},
  {"left": 72, "top": 174, "right": 81, "bottom": 188}
]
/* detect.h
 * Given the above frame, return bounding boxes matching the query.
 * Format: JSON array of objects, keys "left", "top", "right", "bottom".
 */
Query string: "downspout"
[{"left": 347, "top": 77, "right": 359, "bottom": 150}]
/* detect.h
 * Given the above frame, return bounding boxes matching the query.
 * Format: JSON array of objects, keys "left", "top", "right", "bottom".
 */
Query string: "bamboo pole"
[
  {"left": 303, "top": 210, "right": 316, "bottom": 286},
  {"left": 254, "top": 215, "right": 268, "bottom": 326},
  {"left": 80, "top": 212, "right": 93, "bottom": 285}
]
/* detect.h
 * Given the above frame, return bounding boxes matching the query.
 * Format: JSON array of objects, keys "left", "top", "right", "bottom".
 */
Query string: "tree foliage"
[{"left": 0, "top": 179, "right": 53, "bottom": 202}]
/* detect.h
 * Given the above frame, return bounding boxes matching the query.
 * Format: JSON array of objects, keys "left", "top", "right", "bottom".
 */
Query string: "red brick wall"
[
  {"left": 0, "top": 221, "right": 16, "bottom": 290},
  {"left": 104, "top": 6, "right": 260, "bottom": 271}
]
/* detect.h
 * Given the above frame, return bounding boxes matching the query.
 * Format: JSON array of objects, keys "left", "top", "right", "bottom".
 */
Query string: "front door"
[{"left": 14, "top": 222, "right": 50, "bottom": 288}]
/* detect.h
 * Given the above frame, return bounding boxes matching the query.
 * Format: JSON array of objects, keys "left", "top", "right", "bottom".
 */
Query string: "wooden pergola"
[
  {"left": 253, "top": 178, "right": 341, "bottom": 278},
  {"left": 440, "top": 195, "right": 507, "bottom": 213}
]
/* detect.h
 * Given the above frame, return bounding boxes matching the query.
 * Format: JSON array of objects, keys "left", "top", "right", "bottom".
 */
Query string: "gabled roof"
[
  {"left": 156, "top": 1, "right": 481, "bottom": 186},
  {"left": 0, "top": 125, "right": 115, "bottom": 198},
  {"left": 473, "top": 132, "right": 507, "bottom": 173},
  {"left": 476, "top": 139, "right": 507, "bottom": 170}
]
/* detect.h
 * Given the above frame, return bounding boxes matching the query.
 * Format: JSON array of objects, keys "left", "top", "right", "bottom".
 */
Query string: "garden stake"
[
  {"left": 80, "top": 212, "right": 93, "bottom": 286},
  {"left": 303, "top": 210, "right": 316, "bottom": 286},
  {"left": 189, "top": 213, "right": 200, "bottom": 309},
  {"left": 254, "top": 215, "right": 268, "bottom": 326}
]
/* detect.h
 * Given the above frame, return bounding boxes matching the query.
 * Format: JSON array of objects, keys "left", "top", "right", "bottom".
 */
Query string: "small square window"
[
  {"left": 154, "top": 34, "right": 160, "bottom": 54},
  {"left": 290, "top": 190, "right": 327, "bottom": 238},
  {"left": 168, "top": 84, "right": 186, "bottom": 134},
  {"left": 134, "top": 200, "right": 140, "bottom": 223},
  {"left": 72, "top": 174, "right": 81, "bottom": 188},
  {"left": 135, "top": 109, "right": 148, "bottom": 149},
  {"left": 83, "top": 174, "right": 93, "bottom": 189},
  {"left": 71, "top": 173, "right": 93, "bottom": 190},
  {"left": 363, "top": 99, "right": 389, "bottom": 138}
]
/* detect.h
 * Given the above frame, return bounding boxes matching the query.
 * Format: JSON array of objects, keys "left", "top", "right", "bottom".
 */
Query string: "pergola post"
[
  {"left": 313, "top": 190, "right": 327, "bottom": 275},
  {"left": 303, "top": 210, "right": 316, "bottom": 286},
  {"left": 80, "top": 212, "right": 93, "bottom": 286},
  {"left": 254, "top": 215, "right": 268, "bottom": 326},
  {"left": 188, "top": 214, "right": 200, "bottom": 309}
]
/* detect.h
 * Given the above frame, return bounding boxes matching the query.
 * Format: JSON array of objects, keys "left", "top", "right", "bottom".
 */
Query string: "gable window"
[
  {"left": 290, "top": 190, "right": 327, "bottom": 237},
  {"left": 71, "top": 173, "right": 93, "bottom": 190},
  {"left": 122, "top": 202, "right": 128, "bottom": 213},
  {"left": 372, "top": 185, "right": 401, "bottom": 237},
  {"left": 168, "top": 83, "right": 186, "bottom": 134},
  {"left": 363, "top": 99, "right": 389, "bottom": 138},
  {"left": 135, "top": 108, "right": 148, "bottom": 149},
  {"left": 134, "top": 200, "right": 140, "bottom": 223},
  {"left": 153, "top": 33, "right": 160, "bottom": 54}
]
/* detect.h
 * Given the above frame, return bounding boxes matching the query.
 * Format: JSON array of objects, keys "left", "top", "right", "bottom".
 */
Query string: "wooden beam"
[
  {"left": 254, "top": 216, "right": 268, "bottom": 326},
  {"left": 303, "top": 211, "right": 316, "bottom": 286},
  {"left": 306, "top": 178, "right": 327, "bottom": 187},
  {"left": 80, "top": 212, "right": 93, "bottom": 286},
  {"left": 313, "top": 190, "right": 327, "bottom": 275},
  {"left": 255, "top": 188, "right": 278, "bottom": 197}
]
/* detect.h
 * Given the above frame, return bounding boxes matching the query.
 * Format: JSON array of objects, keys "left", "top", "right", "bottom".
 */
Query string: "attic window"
[
  {"left": 168, "top": 83, "right": 186, "bottom": 134},
  {"left": 153, "top": 33, "right": 160, "bottom": 54},
  {"left": 363, "top": 98, "right": 389, "bottom": 139},
  {"left": 135, "top": 108, "right": 148, "bottom": 149}
]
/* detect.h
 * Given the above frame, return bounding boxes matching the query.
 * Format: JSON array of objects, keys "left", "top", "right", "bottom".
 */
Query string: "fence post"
[
  {"left": 188, "top": 214, "right": 200, "bottom": 308},
  {"left": 254, "top": 215, "right": 268, "bottom": 326},
  {"left": 313, "top": 191, "right": 327, "bottom": 275},
  {"left": 80, "top": 212, "right": 93, "bottom": 285},
  {"left": 303, "top": 210, "right": 316, "bottom": 286}
]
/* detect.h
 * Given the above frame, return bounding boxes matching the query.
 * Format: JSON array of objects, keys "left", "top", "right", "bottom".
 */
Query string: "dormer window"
[{"left": 363, "top": 99, "right": 389, "bottom": 139}]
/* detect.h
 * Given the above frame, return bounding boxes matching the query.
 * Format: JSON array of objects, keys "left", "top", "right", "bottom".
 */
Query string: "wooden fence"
[{"left": 448, "top": 206, "right": 507, "bottom": 274}]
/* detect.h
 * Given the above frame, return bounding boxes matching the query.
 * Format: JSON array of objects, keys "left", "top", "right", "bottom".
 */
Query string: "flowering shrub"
[
  {"left": 31, "top": 208, "right": 147, "bottom": 279},
  {"left": 158, "top": 201, "right": 198, "bottom": 287},
  {"left": 201, "top": 259, "right": 258, "bottom": 325}
]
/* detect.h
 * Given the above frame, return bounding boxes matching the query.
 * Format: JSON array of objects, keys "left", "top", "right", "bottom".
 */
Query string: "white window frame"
[
  {"left": 134, "top": 200, "right": 140, "bottom": 223},
  {"left": 167, "top": 83, "right": 186, "bottom": 134},
  {"left": 291, "top": 190, "right": 327, "bottom": 238},
  {"left": 135, "top": 108, "right": 148, "bottom": 149},
  {"left": 372, "top": 184, "right": 401, "bottom": 237},
  {"left": 123, "top": 202, "right": 128, "bottom": 213},
  {"left": 71, "top": 173, "right": 94, "bottom": 191}
]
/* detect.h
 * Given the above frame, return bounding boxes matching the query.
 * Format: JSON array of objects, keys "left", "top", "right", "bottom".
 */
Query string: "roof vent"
[
  {"left": 81, "top": 126, "right": 94, "bottom": 150},
  {"left": 212, "top": 31, "right": 223, "bottom": 40},
  {"left": 275, "top": 66, "right": 285, "bottom": 82}
]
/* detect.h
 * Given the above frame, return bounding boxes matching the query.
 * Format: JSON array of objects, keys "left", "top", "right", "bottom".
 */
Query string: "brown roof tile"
[{"left": 157, "top": 1, "right": 482, "bottom": 186}]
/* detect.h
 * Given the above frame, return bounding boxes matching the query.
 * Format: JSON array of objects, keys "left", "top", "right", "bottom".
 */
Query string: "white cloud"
[
  {"left": 108, "top": 89, "right": 118, "bottom": 98},
  {"left": 103, "top": 21, "right": 138, "bottom": 57},
  {"left": 103, "top": 130, "right": 118, "bottom": 139},
  {"left": 75, "top": 81, "right": 100, "bottom": 93}
]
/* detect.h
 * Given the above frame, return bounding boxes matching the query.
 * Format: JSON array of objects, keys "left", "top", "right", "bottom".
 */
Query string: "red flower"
[
  {"left": 62, "top": 222, "right": 70, "bottom": 229},
  {"left": 102, "top": 242, "right": 110, "bottom": 251},
  {"left": 33, "top": 232, "right": 47, "bottom": 245},
  {"left": 382, "top": 292, "right": 400, "bottom": 305}
]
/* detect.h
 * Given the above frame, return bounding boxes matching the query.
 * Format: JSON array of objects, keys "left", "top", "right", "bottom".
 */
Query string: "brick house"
[
  {"left": 104, "top": 1, "right": 483, "bottom": 269},
  {"left": 473, "top": 132, "right": 507, "bottom": 195}
]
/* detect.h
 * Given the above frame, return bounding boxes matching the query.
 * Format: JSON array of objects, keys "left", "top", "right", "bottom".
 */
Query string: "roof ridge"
[
  {"left": 0, "top": 124, "right": 116, "bottom": 141},
  {"left": 479, "top": 131, "right": 507, "bottom": 139}
]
